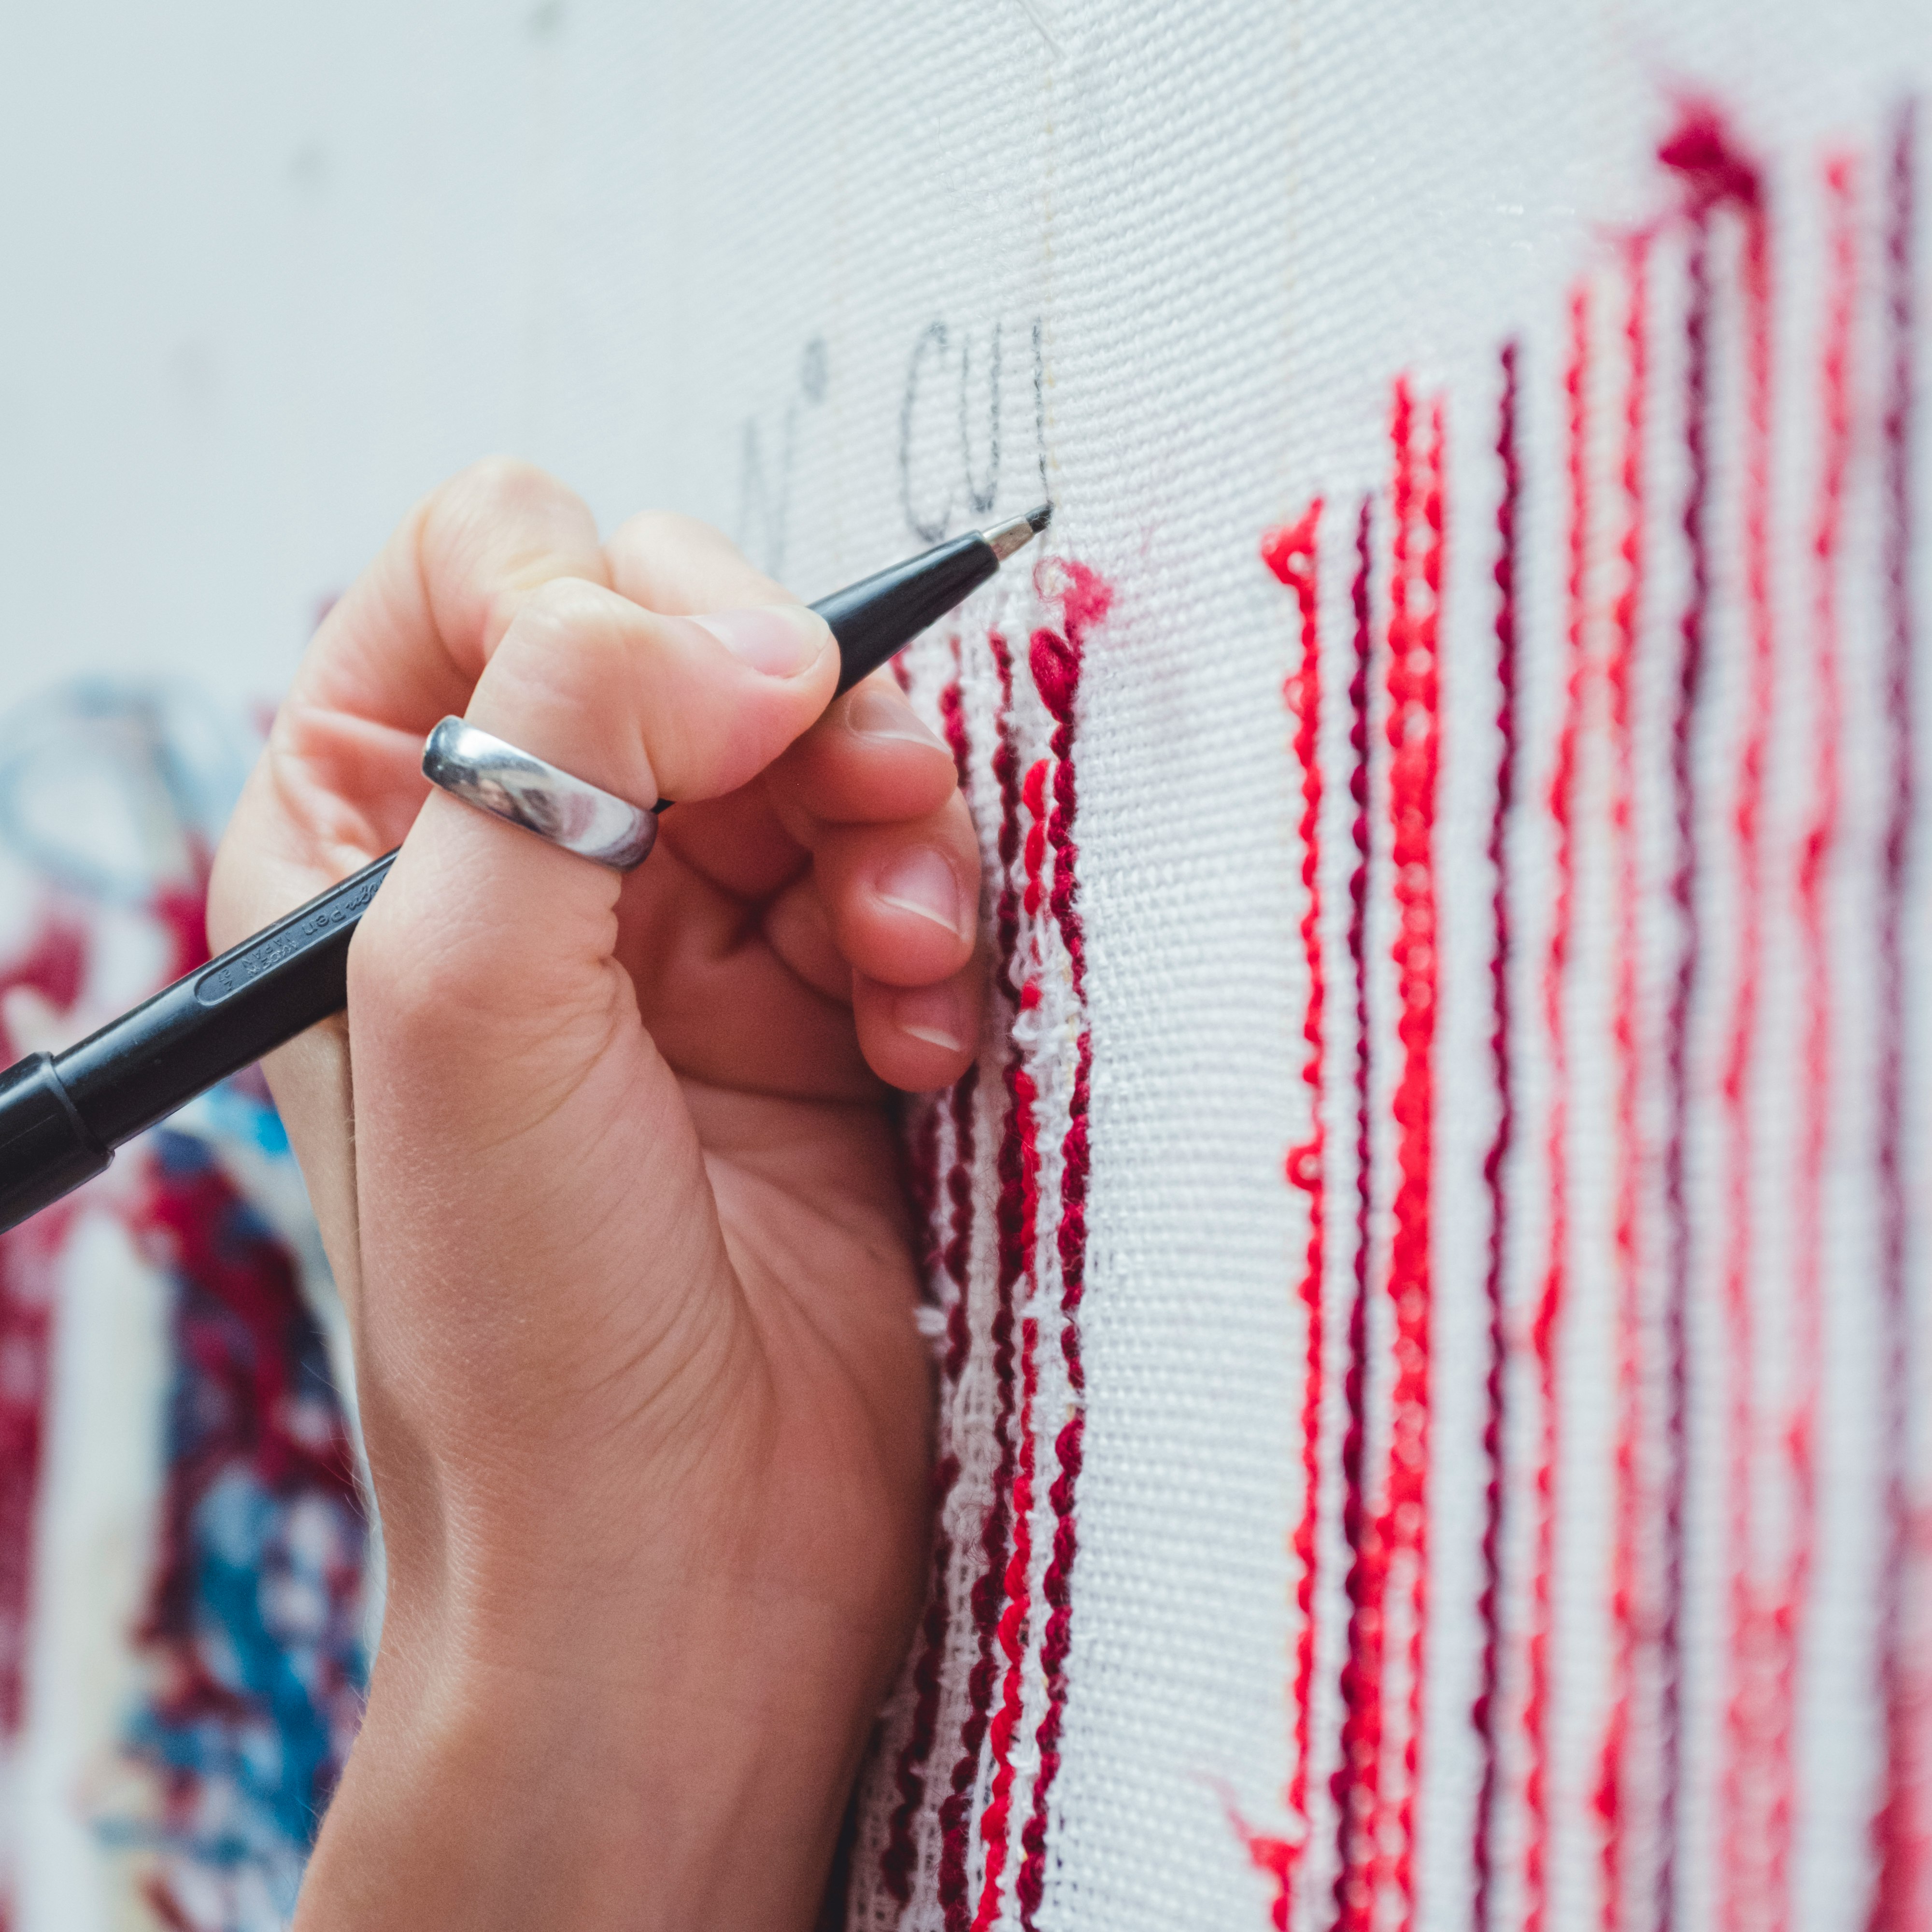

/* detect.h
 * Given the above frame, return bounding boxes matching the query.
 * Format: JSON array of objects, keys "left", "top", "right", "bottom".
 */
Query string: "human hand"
[{"left": 208, "top": 460, "right": 980, "bottom": 1929}]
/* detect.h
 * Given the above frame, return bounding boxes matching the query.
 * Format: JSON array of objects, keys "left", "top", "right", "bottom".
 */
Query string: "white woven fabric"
[{"left": 0, "top": 4, "right": 1927, "bottom": 1929}]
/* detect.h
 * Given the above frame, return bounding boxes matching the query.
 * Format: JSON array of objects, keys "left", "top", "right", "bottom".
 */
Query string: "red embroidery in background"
[
  {"left": 1657, "top": 109, "right": 1780, "bottom": 1932},
  {"left": 1377, "top": 383, "right": 1444, "bottom": 1931},
  {"left": 1330, "top": 496, "right": 1379, "bottom": 1932},
  {"left": 0, "top": 915, "right": 90, "bottom": 1754},
  {"left": 1242, "top": 500, "right": 1327, "bottom": 1929},
  {"left": 1596, "top": 238, "right": 1651, "bottom": 1932},
  {"left": 1657, "top": 178, "right": 1715, "bottom": 1932},
  {"left": 1762, "top": 152, "right": 1856, "bottom": 1932},
  {"left": 1869, "top": 98, "right": 1923, "bottom": 1932},
  {"left": 1525, "top": 282, "right": 1593, "bottom": 1932},
  {"left": 1472, "top": 341, "right": 1521, "bottom": 1931}
]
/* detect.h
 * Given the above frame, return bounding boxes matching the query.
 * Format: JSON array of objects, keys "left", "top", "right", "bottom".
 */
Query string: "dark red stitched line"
[
  {"left": 1762, "top": 152, "right": 1856, "bottom": 1932},
  {"left": 1525, "top": 283, "right": 1591, "bottom": 1932},
  {"left": 1379, "top": 391, "right": 1445, "bottom": 1930},
  {"left": 937, "top": 636, "right": 1033, "bottom": 1932},
  {"left": 1650, "top": 115, "right": 1773, "bottom": 1932},
  {"left": 970, "top": 747, "right": 1056, "bottom": 1932},
  {"left": 973, "top": 1305, "right": 1040, "bottom": 1932},
  {"left": 1595, "top": 237, "right": 1650, "bottom": 1932},
  {"left": 1017, "top": 563, "right": 1111, "bottom": 1930},
  {"left": 1247, "top": 501, "right": 1328, "bottom": 1930},
  {"left": 1330, "top": 493, "right": 1379, "bottom": 1932},
  {"left": 884, "top": 657, "right": 981, "bottom": 1902},
  {"left": 1472, "top": 340, "right": 1520, "bottom": 1932},
  {"left": 1655, "top": 207, "right": 1712, "bottom": 1932},
  {"left": 1868, "top": 98, "right": 1920, "bottom": 1932}
]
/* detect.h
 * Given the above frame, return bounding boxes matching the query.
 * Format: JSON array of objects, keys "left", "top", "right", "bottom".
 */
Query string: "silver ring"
[{"left": 421, "top": 718, "right": 658, "bottom": 871}]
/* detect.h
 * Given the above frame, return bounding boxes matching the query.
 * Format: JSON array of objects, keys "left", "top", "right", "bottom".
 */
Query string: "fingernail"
[
  {"left": 894, "top": 982, "right": 970, "bottom": 1055},
  {"left": 876, "top": 845, "right": 968, "bottom": 938},
  {"left": 689, "top": 604, "right": 828, "bottom": 677},
  {"left": 847, "top": 685, "right": 947, "bottom": 750}
]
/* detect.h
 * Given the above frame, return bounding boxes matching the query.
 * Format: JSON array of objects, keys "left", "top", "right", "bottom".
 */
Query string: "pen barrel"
[
  {"left": 54, "top": 852, "right": 397, "bottom": 1148},
  {"left": 0, "top": 1053, "right": 111, "bottom": 1233},
  {"left": 816, "top": 532, "right": 998, "bottom": 693}
]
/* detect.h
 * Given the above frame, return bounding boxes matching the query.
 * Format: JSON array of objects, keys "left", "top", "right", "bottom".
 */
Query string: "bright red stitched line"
[
  {"left": 1717, "top": 159, "right": 1776, "bottom": 1932},
  {"left": 1378, "top": 390, "right": 1445, "bottom": 1931},
  {"left": 1017, "top": 563, "right": 1110, "bottom": 1930},
  {"left": 1524, "top": 281, "right": 1591, "bottom": 1932},
  {"left": 1472, "top": 340, "right": 1520, "bottom": 1932},
  {"left": 1330, "top": 494, "right": 1379, "bottom": 1932},
  {"left": 1253, "top": 500, "right": 1327, "bottom": 1927},
  {"left": 1868, "top": 98, "right": 1920, "bottom": 1932},
  {"left": 1759, "top": 152, "right": 1857, "bottom": 1932},
  {"left": 1595, "top": 238, "right": 1649, "bottom": 1932}
]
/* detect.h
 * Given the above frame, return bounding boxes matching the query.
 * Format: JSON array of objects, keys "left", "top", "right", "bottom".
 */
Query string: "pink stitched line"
[
  {"left": 1017, "top": 563, "right": 1111, "bottom": 1929},
  {"left": 1525, "top": 282, "right": 1591, "bottom": 1932},
  {"left": 1868, "top": 97, "right": 1922, "bottom": 1932},
  {"left": 1379, "top": 390, "right": 1445, "bottom": 1931},
  {"left": 1760, "top": 151, "right": 1856, "bottom": 1932},
  {"left": 1330, "top": 493, "right": 1380, "bottom": 1932},
  {"left": 1243, "top": 502, "right": 1328, "bottom": 1930},
  {"left": 884, "top": 657, "right": 981, "bottom": 1902},
  {"left": 1715, "top": 147, "right": 1775, "bottom": 1932},
  {"left": 1472, "top": 341, "right": 1520, "bottom": 1932},
  {"left": 1595, "top": 238, "right": 1650, "bottom": 1932}
]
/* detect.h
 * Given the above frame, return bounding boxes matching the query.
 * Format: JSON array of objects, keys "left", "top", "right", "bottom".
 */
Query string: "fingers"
[
  {"left": 852, "top": 958, "right": 986, "bottom": 1089},
  {"left": 763, "top": 673, "right": 959, "bottom": 827},
  {"left": 464, "top": 576, "right": 837, "bottom": 808}
]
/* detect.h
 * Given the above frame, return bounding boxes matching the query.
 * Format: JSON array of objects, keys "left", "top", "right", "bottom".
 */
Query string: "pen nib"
[{"left": 982, "top": 502, "right": 1053, "bottom": 563}]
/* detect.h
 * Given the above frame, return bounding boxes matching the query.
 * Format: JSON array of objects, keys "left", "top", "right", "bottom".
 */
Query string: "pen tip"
[{"left": 982, "top": 503, "right": 1054, "bottom": 564}]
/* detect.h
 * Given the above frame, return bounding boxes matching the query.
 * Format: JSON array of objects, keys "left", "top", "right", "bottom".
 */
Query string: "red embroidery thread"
[
  {"left": 1473, "top": 341, "right": 1521, "bottom": 1932},
  {"left": 1868, "top": 98, "right": 1923, "bottom": 1932},
  {"left": 1524, "top": 281, "right": 1593, "bottom": 1932},
  {"left": 1596, "top": 238, "right": 1651, "bottom": 1932},
  {"left": 1245, "top": 500, "right": 1327, "bottom": 1928}
]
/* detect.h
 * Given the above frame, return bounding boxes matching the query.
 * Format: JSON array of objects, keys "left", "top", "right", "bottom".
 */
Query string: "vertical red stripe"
[
  {"left": 1717, "top": 162, "right": 1776, "bottom": 1932},
  {"left": 1381, "top": 392, "right": 1445, "bottom": 1931},
  {"left": 937, "top": 635, "right": 1033, "bottom": 1932},
  {"left": 1016, "top": 564, "right": 1110, "bottom": 1929},
  {"left": 1473, "top": 341, "right": 1522, "bottom": 1932},
  {"left": 1596, "top": 238, "right": 1651, "bottom": 1932},
  {"left": 1868, "top": 97, "right": 1923, "bottom": 1932},
  {"left": 1656, "top": 210, "right": 1713, "bottom": 1932},
  {"left": 1761, "top": 152, "right": 1857, "bottom": 1932},
  {"left": 1250, "top": 500, "right": 1328, "bottom": 1931},
  {"left": 1331, "top": 496, "right": 1381, "bottom": 1932},
  {"left": 1524, "top": 281, "right": 1592, "bottom": 1932}
]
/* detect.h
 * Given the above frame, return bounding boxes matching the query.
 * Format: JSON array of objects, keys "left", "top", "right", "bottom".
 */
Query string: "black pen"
[{"left": 0, "top": 504, "right": 1051, "bottom": 1232}]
